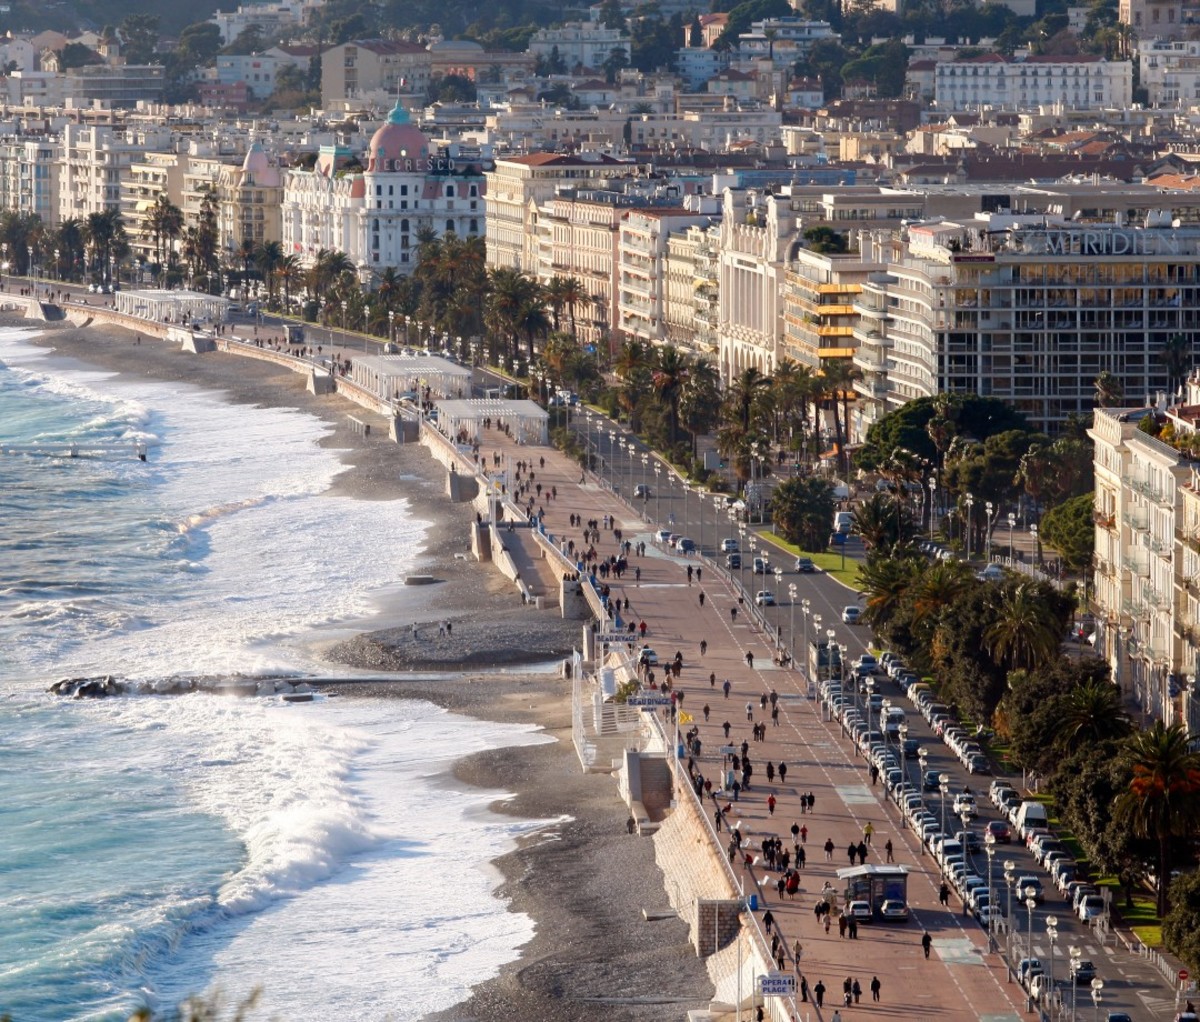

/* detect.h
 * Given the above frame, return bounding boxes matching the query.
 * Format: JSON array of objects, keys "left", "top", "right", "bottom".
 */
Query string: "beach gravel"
[{"left": 18, "top": 318, "right": 716, "bottom": 1022}]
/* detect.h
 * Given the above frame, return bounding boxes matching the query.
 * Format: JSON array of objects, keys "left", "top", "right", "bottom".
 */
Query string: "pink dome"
[
  {"left": 241, "top": 142, "right": 280, "bottom": 186},
  {"left": 366, "top": 101, "right": 429, "bottom": 171}
]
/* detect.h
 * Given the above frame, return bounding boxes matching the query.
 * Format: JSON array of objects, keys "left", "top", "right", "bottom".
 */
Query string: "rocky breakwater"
[{"left": 49, "top": 675, "right": 319, "bottom": 699}]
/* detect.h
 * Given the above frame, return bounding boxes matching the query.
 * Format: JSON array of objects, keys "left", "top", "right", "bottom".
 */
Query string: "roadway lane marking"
[{"left": 937, "top": 938, "right": 986, "bottom": 966}]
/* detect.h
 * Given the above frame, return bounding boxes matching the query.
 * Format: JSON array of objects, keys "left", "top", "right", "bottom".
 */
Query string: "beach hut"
[
  {"left": 113, "top": 289, "right": 231, "bottom": 325},
  {"left": 349, "top": 354, "right": 472, "bottom": 403}
]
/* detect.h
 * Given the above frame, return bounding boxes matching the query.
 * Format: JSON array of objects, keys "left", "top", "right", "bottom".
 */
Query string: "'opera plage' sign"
[{"left": 1013, "top": 229, "right": 1184, "bottom": 257}]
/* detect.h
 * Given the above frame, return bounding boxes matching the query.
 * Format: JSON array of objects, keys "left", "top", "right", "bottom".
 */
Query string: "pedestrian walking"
[
  {"left": 723, "top": 679, "right": 731, "bottom": 699},
  {"left": 863, "top": 821, "right": 873, "bottom": 845},
  {"left": 793, "top": 939, "right": 802, "bottom": 964},
  {"left": 762, "top": 909, "right": 775, "bottom": 935},
  {"left": 938, "top": 882, "right": 950, "bottom": 907},
  {"left": 730, "top": 606, "right": 738, "bottom": 623},
  {"left": 703, "top": 703, "right": 710, "bottom": 721},
  {"left": 767, "top": 794, "right": 777, "bottom": 816},
  {"left": 847, "top": 843, "right": 857, "bottom": 865},
  {"left": 824, "top": 838, "right": 834, "bottom": 861},
  {"left": 800, "top": 824, "right": 807, "bottom": 843},
  {"left": 857, "top": 839, "right": 868, "bottom": 863},
  {"left": 746, "top": 702, "right": 754, "bottom": 722},
  {"left": 722, "top": 720, "right": 731, "bottom": 738},
  {"left": 842, "top": 977, "right": 852, "bottom": 1005},
  {"left": 700, "top": 639, "right": 707, "bottom": 656},
  {"left": 709, "top": 671, "right": 716, "bottom": 688},
  {"left": 870, "top": 976, "right": 881, "bottom": 1002},
  {"left": 848, "top": 917, "right": 858, "bottom": 940},
  {"left": 699, "top": 591, "right": 706, "bottom": 607},
  {"left": 838, "top": 915, "right": 847, "bottom": 938},
  {"left": 796, "top": 845, "right": 806, "bottom": 868},
  {"left": 824, "top": 912, "right": 831, "bottom": 934},
  {"left": 830, "top": 1012, "right": 841, "bottom": 1022},
  {"left": 800, "top": 975, "right": 809, "bottom": 1001},
  {"left": 715, "top": 808, "right": 723, "bottom": 831},
  {"left": 790, "top": 822, "right": 800, "bottom": 842},
  {"left": 778, "top": 762, "right": 787, "bottom": 783},
  {"left": 921, "top": 931, "right": 932, "bottom": 959},
  {"left": 813, "top": 981, "right": 825, "bottom": 1009},
  {"left": 885, "top": 838, "right": 894, "bottom": 863},
  {"left": 766, "top": 762, "right": 775, "bottom": 783},
  {"left": 852, "top": 978, "right": 862, "bottom": 1004}
]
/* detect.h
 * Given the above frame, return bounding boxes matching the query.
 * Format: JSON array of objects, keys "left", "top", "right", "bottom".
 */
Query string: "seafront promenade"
[{"left": 471, "top": 416, "right": 1026, "bottom": 1022}]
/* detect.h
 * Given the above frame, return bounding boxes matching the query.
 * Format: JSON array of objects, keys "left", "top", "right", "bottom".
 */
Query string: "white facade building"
[
  {"left": 527, "top": 22, "right": 630, "bottom": 72},
  {"left": 1139, "top": 39, "right": 1200, "bottom": 105},
  {"left": 617, "top": 208, "right": 713, "bottom": 345},
  {"left": 934, "top": 53, "right": 1132, "bottom": 111},
  {"left": 280, "top": 102, "right": 487, "bottom": 278}
]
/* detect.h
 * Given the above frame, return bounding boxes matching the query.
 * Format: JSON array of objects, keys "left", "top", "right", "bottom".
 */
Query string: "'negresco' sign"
[{"left": 1012, "top": 229, "right": 1183, "bottom": 257}]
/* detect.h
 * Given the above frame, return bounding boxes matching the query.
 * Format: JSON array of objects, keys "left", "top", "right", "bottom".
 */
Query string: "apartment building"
[
  {"left": 122, "top": 151, "right": 187, "bottom": 265},
  {"left": 320, "top": 39, "right": 433, "bottom": 108},
  {"left": 533, "top": 191, "right": 626, "bottom": 351},
  {"left": 484, "top": 152, "right": 632, "bottom": 272},
  {"left": 617, "top": 207, "right": 714, "bottom": 346},
  {"left": 782, "top": 247, "right": 881, "bottom": 371},
  {"left": 1139, "top": 39, "right": 1200, "bottom": 105},
  {"left": 717, "top": 187, "right": 800, "bottom": 379},
  {"left": 933, "top": 53, "right": 1133, "bottom": 111},
  {"left": 527, "top": 21, "right": 630, "bottom": 71},
  {"left": 664, "top": 224, "right": 720, "bottom": 356},
  {"left": 56, "top": 124, "right": 170, "bottom": 225},
  {"left": 850, "top": 212, "right": 1193, "bottom": 436},
  {"left": 216, "top": 142, "right": 284, "bottom": 258},
  {"left": 0, "top": 137, "right": 56, "bottom": 222},
  {"left": 1091, "top": 378, "right": 1200, "bottom": 732},
  {"left": 1120, "top": 0, "right": 1184, "bottom": 39}
]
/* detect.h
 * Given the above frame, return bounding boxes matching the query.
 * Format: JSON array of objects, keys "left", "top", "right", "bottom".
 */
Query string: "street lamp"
[
  {"left": 1045, "top": 915, "right": 1058, "bottom": 1008},
  {"left": 1069, "top": 946, "right": 1082, "bottom": 1021},
  {"left": 801, "top": 598, "right": 811, "bottom": 671},
  {"left": 928, "top": 475, "right": 938, "bottom": 542},
  {"left": 882, "top": 697, "right": 893, "bottom": 771},
  {"left": 788, "top": 583, "right": 798, "bottom": 655},
  {"left": 340, "top": 299, "right": 348, "bottom": 335},
  {"left": 1007, "top": 511, "right": 1016, "bottom": 563},
  {"left": 773, "top": 566, "right": 783, "bottom": 610},
  {"left": 899, "top": 722, "right": 910, "bottom": 800},
  {"left": 1003, "top": 861, "right": 1016, "bottom": 981},
  {"left": 938, "top": 772, "right": 951, "bottom": 848},
  {"left": 985, "top": 832, "right": 998, "bottom": 952},
  {"left": 965, "top": 493, "right": 975, "bottom": 560},
  {"left": 1090, "top": 977, "right": 1104, "bottom": 1022},
  {"left": 864, "top": 676, "right": 876, "bottom": 742},
  {"left": 1024, "top": 889, "right": 1038, "bottom": 987},
  {"left": 985, "top": 501, "right": 996, "bottom": 561},
  {"left": 1030, "top": 522, "right": 1040, "bottom": 566},
  {"left": 654, "top": 463, "right": 662, "bottom": 521}
]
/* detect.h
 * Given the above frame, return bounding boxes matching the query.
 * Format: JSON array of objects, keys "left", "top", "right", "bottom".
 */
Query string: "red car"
[{"left": 986, "top": 819, "right": 1011, "bottom": 844}]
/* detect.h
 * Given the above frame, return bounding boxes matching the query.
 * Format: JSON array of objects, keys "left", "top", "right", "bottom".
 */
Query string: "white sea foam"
[{"left": 0, "top": 327, "right": 557, "bottom": 1022}]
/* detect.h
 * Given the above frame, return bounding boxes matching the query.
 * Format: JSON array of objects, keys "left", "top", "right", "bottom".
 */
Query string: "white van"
[
  {"left": 883, "top": 705, "right": 906, "bottom": 735},
  {"left": 1013, "top": 801, "right": 1048, "bottom": 838},
  {"left": 833, "top": 511, "right": 854, "bottom": 534}
]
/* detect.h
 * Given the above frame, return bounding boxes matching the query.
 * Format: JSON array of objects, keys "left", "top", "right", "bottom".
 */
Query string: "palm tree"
[
  {"left": 726, "top": 366, "right": 771, "bottom": 433},
  {"left": 1094, "top": 370, "right": 1125, "bottom": 408},
  {"left": 679, "top": 357, "right": 721, "bottom": 459},
  {"left": 984, "top": 581, "right": 1062, "bottom": 671},
  {"left": 486, "top": 267, "right": 541, "bottom": 360},
  {"left": 253, "top": 240, "right": 284, "bottom": 307},
  {"left": 651, "top": 345, "right": 690, "bottom": 446},
  {"left": 146, "top": 194, "right": 183, "bottom": 278},
  {"left": 908, "top": 560, "right": 974, "bottom": 634},
  {"left": 275, "top": 255, "right": 302, "bottom": 312},
  {"left": 53, "top": 218, "right": 85, "bottom": 281},
  {"left": 1057, "top": 680, "right": 1132, "bottom": 748},
  {"left": 1115, "top": 721, "right": 1200, "bottom": 915},
  {"left": 83, "top": 209, "right": 125, "bottom": 282},
  {"left": 1159, "top": 333, "right": 1193, "bottom": 398},
  {"left": 858, "top": 555, "right": 921, "bottom": 631},
  {"left": 818, "top": 359, "right": 861, "bottom": 477},
  {"left": 854, "top": 491, "right": 913, "bottom": 554}
]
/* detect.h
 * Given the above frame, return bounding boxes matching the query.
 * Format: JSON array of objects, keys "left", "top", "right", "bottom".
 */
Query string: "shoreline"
[{"left": 9, "top": 318, "right": 714, "bottom": 1022}]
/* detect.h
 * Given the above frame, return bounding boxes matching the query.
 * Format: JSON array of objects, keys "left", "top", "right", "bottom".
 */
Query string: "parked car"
[
  {"left": 985, "top": 820, "right": 1011, "bottom": 843},
  {"left": 847, "top": 900, "right": 873, "bottom": 921},
  {"left": 795, "top": 556, "right": 815, "bottom": 572},
  {"left": 842, "top": 606, "right": 861, "bottom": 624},
  {"left": 1077, "top": 895, "right": 1106, "bottom": 923},
  {"left": 1069, "top": 959, "right": 1097, "bottom": 984},
  {"left": 1016, "top": 875, "right": 1045, "bottom": 903},
  {"left": 726, "top": 553, "right": 741, "bottom": 569},
  {"left": 655, "top": 529, "right": 672, "bottom": 544},
  {"left": 755, "top": 590, "right": 776, "bottom": 607}
]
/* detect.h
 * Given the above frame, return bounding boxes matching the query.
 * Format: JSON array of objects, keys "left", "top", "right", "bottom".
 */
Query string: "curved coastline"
[{"left": 12, "top": 315, "right": 714, "bottom": 1022}]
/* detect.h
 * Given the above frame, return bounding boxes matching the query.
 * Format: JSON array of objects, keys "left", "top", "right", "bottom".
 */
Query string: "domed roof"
[
  {"left": 241, "top": 141, "right": 280, "bottom": 187},
  {"left": 366, "top": 101, "right": 430, "bottom": 172}
]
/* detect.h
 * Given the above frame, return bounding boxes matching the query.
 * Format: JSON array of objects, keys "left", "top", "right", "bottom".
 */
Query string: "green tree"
[
  {"left": 803, "top": 226, "right": 847, "bottom": 254},
  {"left": 58, "top": 42, "right": 102, "bottom": 68},
  {"left": 1094, "top": 370, "right": 1125, "bottom": 407},
  {"left": 119, "top": 14, "right": 160, "bottom": 63},
  {"left": 1160, "top": 333, "right": 1193, "bottom": 397},
  {"left": 984, "top": 580, "right": 1065, "bottom": 672},
  {"left": 599, "top": 0, "right": 627, "bottom": 30},
  {"left": 1039, "top": 493, "right": 1095, "bottom": 572},
  {"left": 224, "top": 24, "right": 266, "bottom": 55},
  {"left": 602, "top": 46, "right": 630, "bottom": 83},
  {"left": 178, "top": 22, "right": 223, "bottom": 66},
  {"left": 770, "top": 476, "right": 837, "bottom": 549},
  {"left": 848, "top": 491, "right": 914, "bottom": 555},
  {"left": 1164, "top": 871, "right": 1200, "bottom": 972}
]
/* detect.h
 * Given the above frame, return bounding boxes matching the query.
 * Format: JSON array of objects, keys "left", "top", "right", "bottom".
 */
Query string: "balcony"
[
  {"left": 1093, "top": 509, "right": 1116, "bottom": 530},
  {"left": 1123, "top": 554, "right": 1150, "bottom": 576}
]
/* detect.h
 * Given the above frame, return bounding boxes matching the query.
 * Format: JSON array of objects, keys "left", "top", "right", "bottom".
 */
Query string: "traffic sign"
[
  {"left": 1180, "top": 969, "right": 1189, "bottom": 983},
  {"left": 758, "top": 972, "right": 796, "bottom": 997},
  {"left": 627, "top": 695, "right": 672, "bottom": 707}
]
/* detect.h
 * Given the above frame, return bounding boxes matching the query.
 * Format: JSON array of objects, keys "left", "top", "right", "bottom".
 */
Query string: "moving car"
[
  {"left": 842, "top": 606, "right": 861, "bottom": 625},
  {"left": 755, "top": 591, "right": 776, "bottom": 607},
  {"left": 721, "top": 538, "right": 739, "bottom": 552},
  {"left": 985, "top": 820, "right": 1011, "bottom": 843},
  {"left": 726, "top": 553, "right": 741, "bottom": 569},
  {"left": 638, "top": 646, "right": 658, "bottom": 665},
  {"left": 1069, "top": 959, "right": 1097, "bottom": 984},
  {"left": 633, "top": 483, "right": 651, "bottom": 498},
  {"left": 953, "top": 794, "right": 978, "bottom": 818},
  {"left": 795, "top": 556, "right": 815, "bottom": 572}
]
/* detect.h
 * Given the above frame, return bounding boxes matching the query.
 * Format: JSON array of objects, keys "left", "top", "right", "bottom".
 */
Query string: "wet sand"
[{"left": 13, "top": 318, "right": 714, "bottom": 1021}]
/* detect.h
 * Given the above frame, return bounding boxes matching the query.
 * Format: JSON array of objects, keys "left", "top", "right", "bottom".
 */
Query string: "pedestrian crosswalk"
[
  {"left": 1029, "top": 943, "right": 1104, "bottom": 961},
  {"left": 1137, "top": 990, "right": 1181, "bottom": 1017},
  {"left": 835, "top": 783, "right": 876, "bottom": 805},
  {"left": 938, "top": 938, "right": 985, "bottom": 966}
]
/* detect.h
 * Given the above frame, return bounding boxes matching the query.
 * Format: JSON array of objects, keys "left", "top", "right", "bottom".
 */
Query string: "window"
[
  {"left": 375, "top": 185, "right": 382, "bottom": 196},
  {"left": 401, "top": 219, "right": 410, "bottom": 232},
  {"left": 388, "top": 185, "right": 394, "bottom": 195},
  {"left": 469, "top": 184, "right": 478, "bottom": 197},
  {"left": 446, "top": 184, "right": 455, "bottom": 197},
  {"left": 446, "top": 219, "right": 454, "bottom": 233},
  {"left": 401, "top": 185, "right": 408, "bottom": 195},
  {"left": 469, "top": 219, "right": 478, "bottom": 232}
]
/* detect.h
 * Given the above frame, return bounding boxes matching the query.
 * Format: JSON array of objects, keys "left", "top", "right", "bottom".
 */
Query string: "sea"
[{"left": 0, "top": 326, "right": 556, "bottom": 1021}]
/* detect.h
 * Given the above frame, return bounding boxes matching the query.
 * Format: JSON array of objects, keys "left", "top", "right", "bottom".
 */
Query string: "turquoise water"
[{"left": 0, "top": 329, "right": 552, "bottom": 1020}]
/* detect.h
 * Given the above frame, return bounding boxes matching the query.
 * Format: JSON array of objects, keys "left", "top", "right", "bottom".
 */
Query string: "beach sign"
[
  {"left": 596, "top": 633, "right": 632, "bottom": 643},
  {"left": 627, "top": 695, "right": 672, "bottom": 707},
  {"left": 759, "top": 972, "right": 797, "bottom": 997}
]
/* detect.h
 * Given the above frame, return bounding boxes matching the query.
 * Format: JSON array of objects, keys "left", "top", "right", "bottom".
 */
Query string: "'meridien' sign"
[{"left": 1013, "top": 229, "right": 1184, "bottom": 257}]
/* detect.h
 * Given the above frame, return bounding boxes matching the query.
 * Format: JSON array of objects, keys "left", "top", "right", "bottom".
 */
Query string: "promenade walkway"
[{"left": 472, "top": 420, "right": 1024, "bottom": 1022}]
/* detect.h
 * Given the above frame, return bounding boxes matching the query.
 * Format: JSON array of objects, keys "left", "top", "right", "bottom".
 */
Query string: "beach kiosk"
[
  {"left": 433, "top": 398, "right": 550, "bottom": 446},
  {"left": 836, "top": 864, "right": 909, "bottom": 916}
]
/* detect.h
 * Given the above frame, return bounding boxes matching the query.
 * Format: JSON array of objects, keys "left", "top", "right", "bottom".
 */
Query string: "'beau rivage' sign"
[{"left": 1011, "top": 229, "right": 1185, "bottom": 257}]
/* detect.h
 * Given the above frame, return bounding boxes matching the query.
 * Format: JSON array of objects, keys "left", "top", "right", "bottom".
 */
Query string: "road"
[{"left": 549, "top": 398, "right": 1185, "bottom": 1022}]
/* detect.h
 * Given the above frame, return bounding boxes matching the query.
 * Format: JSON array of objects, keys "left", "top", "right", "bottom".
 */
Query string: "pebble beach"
[{"left": 14, "top": 316, "right": 716, "bottom": 1022}]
